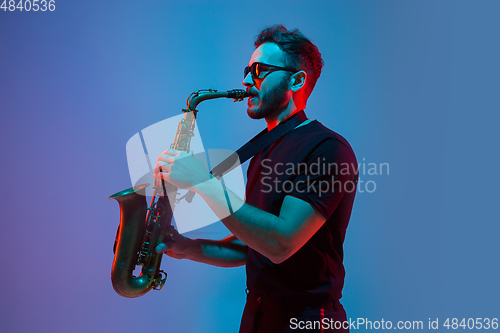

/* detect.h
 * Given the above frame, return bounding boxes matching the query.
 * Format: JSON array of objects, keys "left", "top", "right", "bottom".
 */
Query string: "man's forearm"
[{"left": 181, "top": 235, "right": 247, "bottom": 267}]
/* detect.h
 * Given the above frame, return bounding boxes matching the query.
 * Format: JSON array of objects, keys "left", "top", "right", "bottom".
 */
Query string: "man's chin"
[{"left": 247, "top": 107, "right": 265, "bottom": 119}]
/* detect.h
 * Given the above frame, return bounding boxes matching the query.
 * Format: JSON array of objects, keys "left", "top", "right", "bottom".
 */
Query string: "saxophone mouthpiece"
[{"left": 227, "top": 89, "right": 256, "bottom": 101}]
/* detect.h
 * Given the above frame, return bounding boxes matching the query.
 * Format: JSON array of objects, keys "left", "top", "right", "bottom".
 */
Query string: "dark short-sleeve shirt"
[{"left": 245, "top": 118, "right": 358, "bottom": 302}]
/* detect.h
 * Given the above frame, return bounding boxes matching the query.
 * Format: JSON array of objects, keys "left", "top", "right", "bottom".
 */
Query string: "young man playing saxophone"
[{"left": 154, "top": 25, "right": 357, "bottom": 333}]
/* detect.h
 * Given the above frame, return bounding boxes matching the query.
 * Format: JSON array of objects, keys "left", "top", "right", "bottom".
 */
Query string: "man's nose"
[{"left": 242, "top": 72, "right": 254, "bottom": 87}]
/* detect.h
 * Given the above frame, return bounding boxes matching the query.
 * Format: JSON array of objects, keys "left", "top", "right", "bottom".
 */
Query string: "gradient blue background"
[{"left": 1, "top": 1, "right": 499, "bottom": 332}]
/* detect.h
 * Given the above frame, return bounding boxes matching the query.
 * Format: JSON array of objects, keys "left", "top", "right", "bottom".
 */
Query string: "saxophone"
[{"left": 109, "top": 89, "right": 253, "bottom": 298}]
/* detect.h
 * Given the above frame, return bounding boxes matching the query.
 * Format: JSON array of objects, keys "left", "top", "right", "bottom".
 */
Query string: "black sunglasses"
[{"left": 244, "top": 62, "right": 297, "bottom": 80}]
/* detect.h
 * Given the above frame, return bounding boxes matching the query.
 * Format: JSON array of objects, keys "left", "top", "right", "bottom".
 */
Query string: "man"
[{"left": 154, "top": 25, "right": 357, "bottom": 333}]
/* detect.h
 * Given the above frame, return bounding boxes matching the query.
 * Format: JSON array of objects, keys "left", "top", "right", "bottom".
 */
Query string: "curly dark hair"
[{"left": 255, "top": 24, "right": 324, "bottom": 98}]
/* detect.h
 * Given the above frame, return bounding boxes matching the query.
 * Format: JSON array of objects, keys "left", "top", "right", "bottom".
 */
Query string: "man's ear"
[{"left": 290, "top": 71, "right": 307, "bottom": 92}]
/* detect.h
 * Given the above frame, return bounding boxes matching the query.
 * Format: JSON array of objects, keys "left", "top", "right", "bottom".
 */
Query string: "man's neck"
[{"left": 265, "top": 104, "right": 300, "bottom": 131}]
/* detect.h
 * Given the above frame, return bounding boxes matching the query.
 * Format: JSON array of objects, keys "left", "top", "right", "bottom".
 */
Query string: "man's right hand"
[
  {"left": 156, "top": 228, "right": 194, "bottom": 259},
  {"left": 155, "top": 232, "right": 247, "bottom": 267}
]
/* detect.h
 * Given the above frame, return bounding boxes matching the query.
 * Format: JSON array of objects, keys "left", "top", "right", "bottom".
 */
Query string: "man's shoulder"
[{"left": 294, "top": 120, "right": 356, "bottom": 158}]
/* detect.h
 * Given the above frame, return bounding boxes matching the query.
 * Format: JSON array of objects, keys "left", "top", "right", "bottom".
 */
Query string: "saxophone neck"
[
  {"left": 185, "top": 89, "right": 226, "bottom": 112},
  {"left": 185, "top": 89, "right": 254, "bottom": 112}
]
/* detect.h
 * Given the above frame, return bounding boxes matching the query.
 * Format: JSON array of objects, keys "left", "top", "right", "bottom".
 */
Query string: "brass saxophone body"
[{"left": 109, "top": 89, "right": 253, "bottom": 298}]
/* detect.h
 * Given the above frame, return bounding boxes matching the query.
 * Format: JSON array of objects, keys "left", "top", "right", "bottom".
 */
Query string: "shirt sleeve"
[{"left": 289, "top": 139, "right": 358, "bottom": 219}]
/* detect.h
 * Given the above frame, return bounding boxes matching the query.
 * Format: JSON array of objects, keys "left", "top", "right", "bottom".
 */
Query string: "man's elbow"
[
  {"left": 269, "top": 251, "right": 295, "bottom": 264},
  {"left": 269, "top": 255, "right": 287, "bottom": 265},
  {"left": 267, "top": 241, "right": 296, "bottom": 264}
]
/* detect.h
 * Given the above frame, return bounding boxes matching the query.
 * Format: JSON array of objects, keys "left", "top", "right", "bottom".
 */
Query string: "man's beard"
[{"left": 247, "top": 74, "right": 290, "bottom": 119}]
